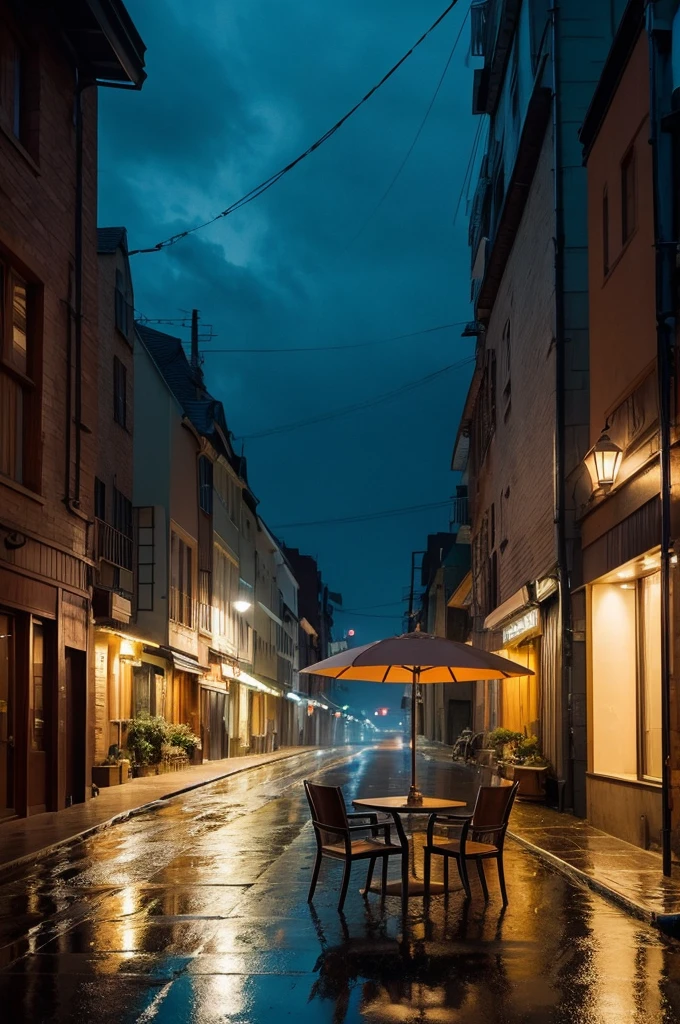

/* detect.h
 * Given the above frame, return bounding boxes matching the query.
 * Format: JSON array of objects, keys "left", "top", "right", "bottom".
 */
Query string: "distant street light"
[{"left": 233, "top": 600, "right": 252, "bottom": 613}]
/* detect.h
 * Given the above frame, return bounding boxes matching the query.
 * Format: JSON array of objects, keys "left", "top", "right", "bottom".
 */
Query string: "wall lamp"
[
  {"left": 585, "top": 425, "right": 623, "bottom": 493},
  {"left": 233, "top": 600, "right": 252, "bottom": 613}
]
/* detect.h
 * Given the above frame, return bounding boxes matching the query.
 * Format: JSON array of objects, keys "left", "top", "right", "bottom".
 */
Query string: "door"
[
  {"left": 65, "top": 648, "right": 87, "bottom": 805},
  {"left": 202, "top": 689, "right": 228, "bottom": 761},
  {"left": 0, "top": 614, "right": 15, "bottom": 818},
  {"left": 447, "top": 699, "right": 472, "bottom": 744}
]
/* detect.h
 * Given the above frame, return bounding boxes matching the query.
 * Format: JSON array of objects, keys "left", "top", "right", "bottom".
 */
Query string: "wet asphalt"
[{"left": 1, "top": 739, "right": 680, "bottom": 1023}]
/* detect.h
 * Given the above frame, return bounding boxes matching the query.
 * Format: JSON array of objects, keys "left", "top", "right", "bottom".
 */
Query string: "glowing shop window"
[{"left": 591, "top": 584, "right": 637, "bottom": 780}]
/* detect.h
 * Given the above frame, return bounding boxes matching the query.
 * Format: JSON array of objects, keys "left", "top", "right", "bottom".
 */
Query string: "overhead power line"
[
  {"left": 128, "top": 1, "right": 461, "bottom": 257},
  {"left": 340, "top": 5, "right": 470, "bottom": 255},
  {"left": 203, "top": 321, "right": 469, "bottom": 354},
  {"left": 236, "top": 355, "right": 474, "bottom": 440},
  {"left": 272, "top": 498, "right": 452, "bottom": 529}
]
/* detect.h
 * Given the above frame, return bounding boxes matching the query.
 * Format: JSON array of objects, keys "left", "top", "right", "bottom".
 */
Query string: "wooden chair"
[
  {"left": 304, "top": 780, "right": 402, "bottom": 911},
  {"left": 423, "top": 781, "right": 519, "bottom": 904}
]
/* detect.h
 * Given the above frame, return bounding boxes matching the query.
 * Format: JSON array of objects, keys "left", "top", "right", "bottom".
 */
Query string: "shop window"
[
  {"left": 133, "top": 664, "right": 165, "bottom": 719},
  {"left": 591, "top": 570, "right": 661, "bottom": 782},
  {"left": 31, "top": 620, "right": 44, "bottom": 751}
]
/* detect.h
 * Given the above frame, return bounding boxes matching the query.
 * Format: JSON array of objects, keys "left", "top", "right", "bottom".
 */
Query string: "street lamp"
[
  {"left": 233, "top": 600, "right": 251, "bottom": 613},
  {"left": 586, "top": 427, "right": 623, "bottom": 493}
]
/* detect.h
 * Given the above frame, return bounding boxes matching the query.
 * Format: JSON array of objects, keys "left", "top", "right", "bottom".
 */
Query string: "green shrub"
[
  {"left": 166, "top": 722, "right": 200, "bottom": 756},
  {"left": 125, "top": 715, "right": 168, "bottom": 765}
]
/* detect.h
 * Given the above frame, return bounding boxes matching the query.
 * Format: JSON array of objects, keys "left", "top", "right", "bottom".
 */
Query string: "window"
[
  {"left": 602, "top": 188, "right": 610, "bottom": 275},
  {"left": 94, "top": 477, "right": 106, "bottom": 521},
  {"left": 591, "top": 567, "right": 661, "bottom": 782},
  {"left": 31, "top": 621, "right": 44, "bottom": 751},
  {"left": 136, "top": 506, "right": 155, "bottom": 611},
  {"left": 112, "top": 487, "right": 132, "bottom": 538},
  {"left": 501, "top": 318, "right": 511, "bottom": 412},
  {"left": 472, "top": 349, "right": 496, "bottom": 470},
  {"left": 113, "top": 356, "right": 126, "bottom": 427},
  {"left": 0, "top": 28, "right": 22, "bottom": 139},
  {"left": 621, "top": 147, "right": 636, "bottom": 243},
  {"left": 114, "top": 269, "right": 130, "bottom": 337},
  {"left": 132, "top": 664, "right": 165, "bottom": 719},
  {"left": 198, "top": 455, "right": 213, "bottom": 514},
  {"left": 170, "top": 530, "right": 194, "bottom": 628},
  {"left": 0, "top": 260, "right": 37, "bottom": 487}
]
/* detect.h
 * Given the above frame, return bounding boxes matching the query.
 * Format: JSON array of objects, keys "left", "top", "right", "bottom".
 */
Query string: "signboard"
[{"left": 502, "top": 607, "right": 539, "bottom": 647}]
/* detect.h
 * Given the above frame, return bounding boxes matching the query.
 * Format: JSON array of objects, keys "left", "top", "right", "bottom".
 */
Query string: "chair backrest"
[
  {"left": 304, "top": 780, "right": 349, "bottom": 838},
  {"left": 471, "top": 780, "right": 519, "bottom": 831}
]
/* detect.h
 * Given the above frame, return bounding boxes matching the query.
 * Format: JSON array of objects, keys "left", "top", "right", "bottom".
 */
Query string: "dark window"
[
  {"left": 113, "top": 356, "right": 126, "bottom": 427},
  {"left": 94, "top": 477, "right": 106, "bottom": 520},
  {"left": 621, "top": 148, "right": 636, "bottom": 243},
  {"left": 0, "top": 28, "right": 22, "bottom": 140},
  {"left": 198, "top": 455, "right": 213, "bottom": 514},
  {"left": 0, "top": 258, "right": 38, "bottom": 487},
  {"left": 136, "top": 506, "right": 155, "bottom": 611},
  {"left": 170, "top": 531, "right": 194, "bottom": 627},
  {"left": 112, "top": 487, "right": 133, "bottom": 538},
  {"left": 602, "top": 187, "right": 610, "bottom": 275},
  {"left": 114, "top": 269, "right": 130, "bottom": 336}
]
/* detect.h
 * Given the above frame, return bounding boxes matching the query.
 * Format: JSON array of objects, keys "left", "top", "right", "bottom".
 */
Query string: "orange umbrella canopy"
[{"left": 299, "top": 631, "right": 533, "bottom": 684}]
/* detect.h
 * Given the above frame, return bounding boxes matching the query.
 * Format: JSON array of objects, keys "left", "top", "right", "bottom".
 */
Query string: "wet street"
[{"left": 2, "top": 741, "right": 680, "bottom": 1023}]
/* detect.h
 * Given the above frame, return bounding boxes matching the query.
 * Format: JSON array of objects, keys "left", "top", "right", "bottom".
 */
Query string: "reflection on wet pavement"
[{"left": 1, "top": 741, "right": 680, "bottom": 1022}]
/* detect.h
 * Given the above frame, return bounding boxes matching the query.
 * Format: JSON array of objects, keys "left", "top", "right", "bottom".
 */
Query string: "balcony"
[
  {"left": 451, "top": 496, "right": 470, "bottom": 528},
  {"left": 470, "top": 1, "right": 487, "bottom": 57},
  {"left": 471, "top": 0, "right": 522, "bottom": 115},
  {"left": 95, "top": 518, "right": 133, "bottom": 571}
]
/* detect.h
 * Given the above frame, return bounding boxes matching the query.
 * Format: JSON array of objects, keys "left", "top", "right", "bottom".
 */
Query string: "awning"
[
  {"left": 483, "top": 585, "right": 530, "bottom": 631},
  {"left": 448, "top": 571, "right": 472, "bottom": 609},
  {"left": 171, "top": 651, "right": 204, "bottom": 676},
  {"left": 221, "top": 665, "right": 282, "bottom": 697},
  {"left": 300, "top": 617, "right": 318, "bottom": 637}
]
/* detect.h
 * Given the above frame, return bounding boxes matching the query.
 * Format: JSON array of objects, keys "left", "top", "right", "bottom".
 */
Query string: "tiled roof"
[
  {"left": 136, "top": 323, "right": 233, "bottom": 462},
  {"left": 97, "top": 226, "right": 128, "bottom": 254}
]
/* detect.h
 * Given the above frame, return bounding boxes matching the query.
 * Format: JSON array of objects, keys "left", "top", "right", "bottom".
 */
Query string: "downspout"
[
  {"left": 647, "top": 0, "right": 675, "bottom": 877},
  {"left": 551, "top": 5, "right": 572, "bottom": 801}
]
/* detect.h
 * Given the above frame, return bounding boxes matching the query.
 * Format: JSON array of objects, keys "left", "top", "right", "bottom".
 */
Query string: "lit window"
[{"left": 0, "top": 261, "right": 37, "bottom": 487}]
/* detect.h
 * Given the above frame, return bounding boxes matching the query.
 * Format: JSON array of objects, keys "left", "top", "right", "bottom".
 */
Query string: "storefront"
[
  {"left": 222, "top": 664, "right": 281, "bottom": 756},
  {"left": 585, "top": 547, "right": 662, "bottom": 847}
]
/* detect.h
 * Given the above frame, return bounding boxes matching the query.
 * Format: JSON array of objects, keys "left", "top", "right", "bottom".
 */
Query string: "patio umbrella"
[{"left": 300, "top": 630, "right": 533, "bottom": 806}]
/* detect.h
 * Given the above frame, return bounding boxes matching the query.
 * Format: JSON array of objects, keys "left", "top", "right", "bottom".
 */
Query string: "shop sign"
[{"left": 502, "top": 607, "right": 539, "bottom": 647}]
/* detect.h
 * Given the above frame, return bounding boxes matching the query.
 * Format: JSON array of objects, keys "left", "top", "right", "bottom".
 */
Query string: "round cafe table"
[{"left": 352, "top": 795, "right": 467, "bottom": 911}]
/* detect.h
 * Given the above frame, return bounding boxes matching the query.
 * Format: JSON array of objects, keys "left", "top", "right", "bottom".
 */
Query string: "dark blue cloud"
[{"left": 99, "top": 0, "right": 476, "bottom": 675}]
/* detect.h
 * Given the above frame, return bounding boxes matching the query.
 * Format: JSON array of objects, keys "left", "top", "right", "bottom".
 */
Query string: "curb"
[
  {"left": 508, "top": 829, "right": 655, "bottom": 926},
  {"left": 0, "top": 746, "right": 359, "bottom": 881}
]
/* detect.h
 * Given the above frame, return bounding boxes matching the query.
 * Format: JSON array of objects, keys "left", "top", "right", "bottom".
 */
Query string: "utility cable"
[
  {"left": 236, "top": 355, "right": 474, "bottom": 439},
  {"left": 340, "top": 4, "right": 470, "bottom": 255},
  {"left": 202, "top": 321, "right": 469, "bottom": 354},
  {"left": 128, "top": 1, "right": 461, "bottom": 256},
  {"left": 272, "top": 498, "right": 452, "bottom": 529}
]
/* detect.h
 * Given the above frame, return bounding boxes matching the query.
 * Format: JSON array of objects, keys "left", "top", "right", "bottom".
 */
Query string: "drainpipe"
[
  {"left": 647, "top": 0, "right": 675, "bottom": 877},
  {"left": 73, "top": 74, "right": 85, "bottom": 509},
  {"left": 551, "top": 5, "right": 573, "bottom": 802}
]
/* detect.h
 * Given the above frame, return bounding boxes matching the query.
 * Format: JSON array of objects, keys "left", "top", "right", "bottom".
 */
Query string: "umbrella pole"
[{"left": 407, "top": 668, "right": 423, "bottom": 806}]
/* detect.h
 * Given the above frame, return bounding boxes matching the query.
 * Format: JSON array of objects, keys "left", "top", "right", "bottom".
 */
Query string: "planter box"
[
  {"left": 133, "top": 764, "right": 160, "bottom": 778},
  {"left": 508, "top": 764, "right": 549, "bottom": 801},
  {"left": 92, "top": 765, "right": 120, "bottom": 788}
]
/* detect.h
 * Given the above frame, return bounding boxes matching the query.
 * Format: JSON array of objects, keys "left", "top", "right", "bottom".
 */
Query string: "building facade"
[
  {"left": 0, "top": 1, "right": 144, "bottom": 818},
  {"left": 457, "top": 0, "right": 627, "bottom": 813}
]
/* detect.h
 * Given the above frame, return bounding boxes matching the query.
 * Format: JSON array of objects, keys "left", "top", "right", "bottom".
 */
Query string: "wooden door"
[{"left": 0, "top": 614, "right": 15, "bottom": 818}]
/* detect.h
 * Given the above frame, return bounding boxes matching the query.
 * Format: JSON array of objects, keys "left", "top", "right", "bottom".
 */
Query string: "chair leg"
[
  {"left": 381, "top": 854, "right": 389, "bottom": 896},
  {"left": 338, "top": 859, "right": 352, "bottom": 912},
  {"left": 476, "top": 859, "right": 489, "bottom": 900},
  {"left": 456, "top": 856, "right": 471, "bottom": 900},
  {"left": 443, "top": 856, "right": 449, "bottom": 893},
  {"left": 308, "top": 850, "right": 322, "bottom": 903},
  {"left": 423, "top": 848, "right": 431, "bottom": 896},
  {"left": 497, "top": 855, "right": 508, "bottom": 906},
  {"left": 364, "top": 857, "right": 376, "bottom": 897}
]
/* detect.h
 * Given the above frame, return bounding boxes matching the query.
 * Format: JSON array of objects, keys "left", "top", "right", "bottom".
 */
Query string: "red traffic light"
[{"left": 375, "top": 707, "right": 389, "bottom": 717}]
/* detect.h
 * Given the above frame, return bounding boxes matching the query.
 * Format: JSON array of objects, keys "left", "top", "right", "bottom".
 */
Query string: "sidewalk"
[
  {"left": 0, "top": 746, "right": 330, "bottom": 876},
  {"left": 419, "top": 738, "right": 680, "bottom": 933}
]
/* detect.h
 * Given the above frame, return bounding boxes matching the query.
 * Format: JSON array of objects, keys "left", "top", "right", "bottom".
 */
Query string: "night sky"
[{"left": 99, "top": 0, "right": 478, "bottom": 718}]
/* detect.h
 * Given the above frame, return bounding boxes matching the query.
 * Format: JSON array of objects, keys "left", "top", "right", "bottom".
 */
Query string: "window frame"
[
  {"left": 113, "top": 355, "right": 127, "bottom": 428},
  {"left": 602, "top": 186, "right": 610, "bottom": 276}
]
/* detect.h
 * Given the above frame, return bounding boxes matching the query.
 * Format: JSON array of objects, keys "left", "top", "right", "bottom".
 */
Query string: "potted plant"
[
  {"left": 125, "top": 715, "right": 168, "bottom": 777},
  {"left": 92, "top": 753, "right": 121, "bottom": 788},
  {"left": 506, "top": 734, "right": 552, "bottom": 800},
  {"left": 487, "top": 727, "right": 522, "bottom": 764}
]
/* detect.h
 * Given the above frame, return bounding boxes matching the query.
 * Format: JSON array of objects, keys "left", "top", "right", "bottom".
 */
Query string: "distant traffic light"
[{"left": 374, "top": 707, "right": 389, "bottom": 717}]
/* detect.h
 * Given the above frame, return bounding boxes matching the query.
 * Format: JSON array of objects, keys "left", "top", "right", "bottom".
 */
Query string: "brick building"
[{"left": 0, "top": 1, "right": 145, "bottom": 818}]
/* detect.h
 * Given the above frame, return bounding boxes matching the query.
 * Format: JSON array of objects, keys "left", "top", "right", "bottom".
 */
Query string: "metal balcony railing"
[
  {"left": 169, "top": 586, "right": 196, "bottom": 629},
  {"left": 470, "top": 1, "right": 488, "bottom": 56},
  {"left": 451, "top": 496, "right": 470, "bottom": 527},
  {"left": 95, "top": 518, "right": 133, "bottom": 571}
]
